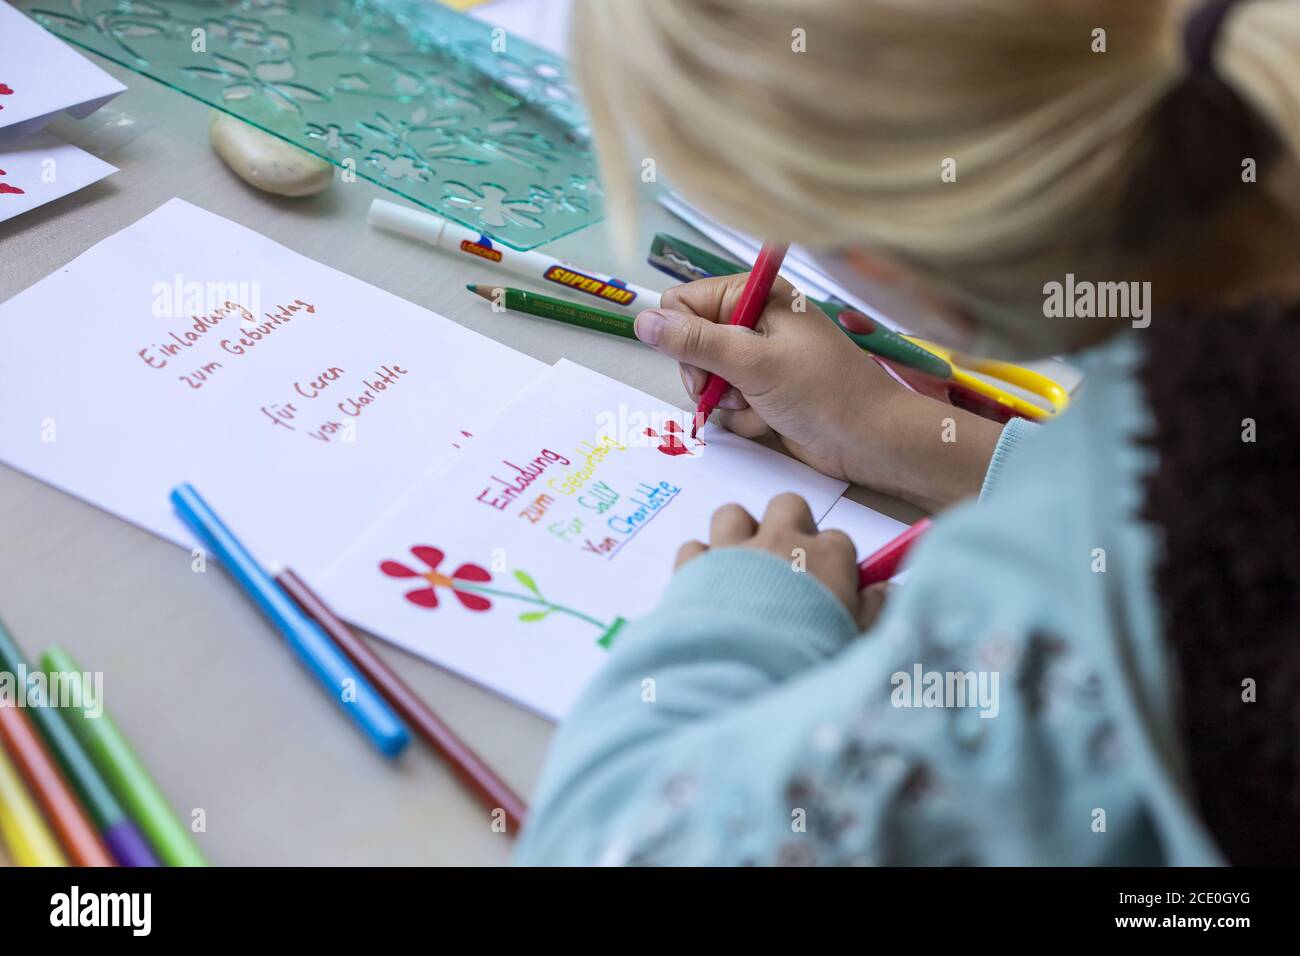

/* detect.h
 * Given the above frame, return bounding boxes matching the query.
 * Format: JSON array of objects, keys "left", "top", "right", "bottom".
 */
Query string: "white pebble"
[{"left": 208, "top": 111, "right": 333, "bottom": 197}]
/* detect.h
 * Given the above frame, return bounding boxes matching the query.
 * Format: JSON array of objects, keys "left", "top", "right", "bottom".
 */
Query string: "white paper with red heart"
[
  {"left": 317, "top": 359, "right": 850, "bottom": 719},
  {"left": 0, "top": 2, "right": 126, "bottom": 142},
  {"left": 0, "top": 130, "right": 116, "bottom": 222}
]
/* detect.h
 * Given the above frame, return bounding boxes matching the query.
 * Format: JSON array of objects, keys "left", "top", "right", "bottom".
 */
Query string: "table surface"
[{"left": 0, "top": 56, "right": 921, "bottom": 865}]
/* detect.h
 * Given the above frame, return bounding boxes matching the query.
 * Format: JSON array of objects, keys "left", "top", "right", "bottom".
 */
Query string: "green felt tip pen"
[
  {"left": 819, "top": 303, "right": 953, "bottom": 380},
  {"left": 40, "top": 645, "right": 208, "bottom": 867},
  {"left": 647, "top": 232, "right": 953, "bottom": 380},
  {"left": 468, "top": 284, "right": 638, "bottom": 340},
  {"left": 0, "top": 620, "right": 160, "bottom": 866}
]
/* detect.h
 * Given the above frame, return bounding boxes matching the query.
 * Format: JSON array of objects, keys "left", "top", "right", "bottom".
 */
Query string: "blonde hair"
[{"left": 572, "top": 0, "right": 1300, "bottom": 338}]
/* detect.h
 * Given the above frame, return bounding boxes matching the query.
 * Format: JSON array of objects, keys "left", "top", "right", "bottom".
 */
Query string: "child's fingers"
[
  {"left": 678, "top": 365, "right": 747, "bottom": 410},
  {"left": 661, "top": 274, "right": 743, "bottom": 322},
  {"left": 710, "top": 502, "right": 758, "bottom": 546},
  {"left": 817, "top": 529, "right": 858, "bottom": 562},
  {"left": 679, "top": 363, "right": 703, "bottom": 400},
  {"left": 662, "top": 273, "right": 797, "bottom": 328},
  {"left": 857, "top": 582, "right": 892, "bottom": 631},
  {"left": 761, "top": 493, "right": 817, "bottom": 534},
  {"left": 635, "top": 308, "right": 766, "bottom": 388},
  {"left": 716, "top": 386, "right": 747, "bottom": 410},
  {"left": 674, "top": 540, "right": 708, "bottom": 569},
  {"left": 715, "top": 406, "right": 770, "bottom": 438}
]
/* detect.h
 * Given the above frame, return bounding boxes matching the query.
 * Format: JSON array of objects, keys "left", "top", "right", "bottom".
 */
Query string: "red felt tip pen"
[
  {"left": 857, "top": 518, "right": 931, "bottom": 589},
  {"left": 691, "top": 242, "right": 789, "bottom": 437}
]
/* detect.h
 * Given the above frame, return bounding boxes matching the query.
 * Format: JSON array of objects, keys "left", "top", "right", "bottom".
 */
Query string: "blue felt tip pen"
[{"left": 169, "top": 483, "right": 410, "bottom": 757}]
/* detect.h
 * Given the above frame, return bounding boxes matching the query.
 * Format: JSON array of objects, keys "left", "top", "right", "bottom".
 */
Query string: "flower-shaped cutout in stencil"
[
  {"left": 490, "top": 54, "right": 572, "bottom": 106},
  {"left": 322, "top": 4, "right": 406, "bottom": 41},
  {"left": 334, "top": 73, "right": 371, "bottom": 93},
  {"left": 419, "top": 137, "right": 488, "bottom": 169},
  {"left": 358, "top": 111, "right": 441, "bottom": 156},
  {"left": 442, "top": 182, "right": 545, "bottom": 230},
  {"left": 450, "top": 115, "right": 560, "bottom": 172},
  {"left": 380, "top": 546, "right": 493, "bottom": 611},
  {"left": 356, "top": 108, "right": 474, "bottom": 169},
  {"left": 528, "top": 183, "right": 588, "bottom": 216},
  {"left": 198, "top": 15, "right": 292, "bottom": 57},
  {"left": 305, "top": 49, "right": 430, "bottom": 101},
  {"left": 416, "top": 73, "right": 483, "bottom": 115},
  {"left": 365, "top": 150, "right": 433, "bottom": 183},
  {"left": 244, "top": 0, "right": 292, "bottom": 17},
  {"left": 567, "top": 173, "right": 604, "bottom": 200},
  {"left": 304, "top": 122, "right": 362, "bottom": 153},
  {"left": 183, "top": 54, "right": 328, "bottom": 114},
  {"left": 33, "top": 0, "right": 171, "bottom": 66}
]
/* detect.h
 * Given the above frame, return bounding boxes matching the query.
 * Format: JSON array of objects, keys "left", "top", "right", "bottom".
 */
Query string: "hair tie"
[{"left": 1184, "top": 0, "right": 1245, "bottom": 77}]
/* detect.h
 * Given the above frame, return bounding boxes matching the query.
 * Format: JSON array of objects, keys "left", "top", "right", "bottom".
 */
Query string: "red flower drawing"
[
  {"left": 379, "top": 544, "right": 627, "bottom": 648},
  {"left": 379, "top": 545, "right": 492, "bottom": 611},
  {"left": 0, "top": 82, "right": 13, "bottom": 108}
]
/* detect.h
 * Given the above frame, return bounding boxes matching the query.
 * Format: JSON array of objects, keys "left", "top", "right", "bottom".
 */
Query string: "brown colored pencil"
[
  {"left": 0, "top": 702, "right": 114, "bottom": 866},
  {"left": 275, "top": 568, "right": 528, "bottom": 833}
]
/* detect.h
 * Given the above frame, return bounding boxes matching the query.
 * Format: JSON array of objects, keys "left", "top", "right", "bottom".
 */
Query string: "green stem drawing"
[{"left": 458, "top": 571, "right": 626, "bottom": 649}]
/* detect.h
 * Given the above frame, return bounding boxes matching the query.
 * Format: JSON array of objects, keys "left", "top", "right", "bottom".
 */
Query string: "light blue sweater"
[{"left": 516, "top": 337, "right": 1224, "bottom": 865}]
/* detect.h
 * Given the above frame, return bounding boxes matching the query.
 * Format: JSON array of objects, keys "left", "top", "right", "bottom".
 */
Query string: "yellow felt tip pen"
[{"left": 0, "top": 740, "right": 67, "bottom": 867}]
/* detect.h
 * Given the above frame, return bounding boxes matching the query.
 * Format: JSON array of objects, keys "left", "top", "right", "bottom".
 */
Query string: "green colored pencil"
[
  {"left": 467, "top": 277, "right": 952, "bottom": 379},
  {"left": 39, "top": 645, "right": 207, "bottom": 867},
  {"left": 0, "top": 620, "right": 159, "bottom": 866},
  {"left": 468, "top": 284, "right": 637, "bottom": 340}
]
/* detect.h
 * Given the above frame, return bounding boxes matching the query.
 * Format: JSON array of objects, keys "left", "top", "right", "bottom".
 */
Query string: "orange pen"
[{"left": 0, "top": 702, "right": 113, "bottom": 866}]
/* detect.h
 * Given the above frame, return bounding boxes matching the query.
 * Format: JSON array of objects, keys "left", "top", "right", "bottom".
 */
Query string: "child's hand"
[
  {"left": 676, "top": 494, "right": 884, "bottom": 629},
  {"left": 636, "top": 275, "right": 1004, "bottom": 511},
  {"left": 637, "top": 274, "right": 899, "bottom": 486}
]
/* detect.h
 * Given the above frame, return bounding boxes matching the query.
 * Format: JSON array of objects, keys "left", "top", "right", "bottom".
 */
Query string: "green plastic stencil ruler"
[{"left": 18, "top": 0, "right": 602, "bottom": 249}]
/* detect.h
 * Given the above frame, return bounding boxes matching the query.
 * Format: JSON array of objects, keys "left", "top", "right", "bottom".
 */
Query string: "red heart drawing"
[
  {"left": 0, "top": 168, "right": 24, "bottom": 196},
  {"left": 0, "top": 82, "right": 12, "bottom": 109},
  {"left": 645, "top": 420, "right": 693, "bottom": 457}
]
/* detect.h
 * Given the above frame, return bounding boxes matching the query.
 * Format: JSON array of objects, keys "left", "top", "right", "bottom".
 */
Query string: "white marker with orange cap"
[{"left": 368, "top": 199, "right": 663, "bottom": 312}]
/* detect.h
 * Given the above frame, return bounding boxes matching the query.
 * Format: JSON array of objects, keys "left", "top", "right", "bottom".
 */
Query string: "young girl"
[{"left": 516, "top": 0, "right": 1300, "bottom": 865}]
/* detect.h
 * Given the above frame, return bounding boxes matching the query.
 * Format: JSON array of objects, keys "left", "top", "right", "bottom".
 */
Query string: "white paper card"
[
  {"left": 0, "top": 2, "right": 126, "bottom": 141},
  {"left": 318, "top": 359, "right": 848, "bottom": 719},
  {"left": 0, "top": 130, "right": 116, "bottom": 222},
  {"left": 0, "top": 198, "right": 545, "bottom": 583}
]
